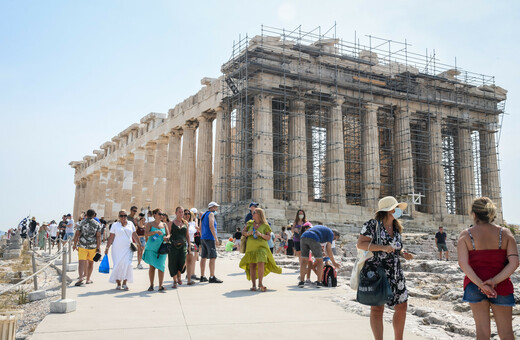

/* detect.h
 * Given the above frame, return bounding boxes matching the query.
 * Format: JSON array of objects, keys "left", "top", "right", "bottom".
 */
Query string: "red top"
[{"left": 463, "top": 249, "right": 513, "bottom": 295}]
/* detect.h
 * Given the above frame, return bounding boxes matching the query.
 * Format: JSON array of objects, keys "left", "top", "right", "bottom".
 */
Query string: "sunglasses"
[
  {"left": 184, "top": 212, "right": 190, "bottom": 215},
  {"left": 119, "top": 215, "right": 127, "bottom": 218},
  {"left": 131, "top": 210, "right": 137, "bottom": 213}
]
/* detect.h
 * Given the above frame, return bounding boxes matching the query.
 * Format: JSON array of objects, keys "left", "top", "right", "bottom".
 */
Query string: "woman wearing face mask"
[
  {"left": 292, "top": 210, "right": 307, "bottom": 266},
  {"left": 356, "top": 196, "right": 414, "bottom": 340}
]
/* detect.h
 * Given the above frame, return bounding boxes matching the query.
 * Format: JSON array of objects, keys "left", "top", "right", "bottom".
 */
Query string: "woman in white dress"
[{"left": 104, "top": 210, "right": 141, "bottom": 290}]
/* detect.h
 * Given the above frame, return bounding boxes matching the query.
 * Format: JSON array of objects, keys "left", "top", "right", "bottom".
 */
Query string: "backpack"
[{"left": 322, "top": 265, "right": 337, "bottom": 287}]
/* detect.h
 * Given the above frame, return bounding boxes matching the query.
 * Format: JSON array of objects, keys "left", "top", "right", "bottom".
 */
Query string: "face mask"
[
  {"left": 392, "top": 208, "right": 402, "bottom": 220},
  {"left": 298, "top": 214, "right": 304, "bottom": 220},
  {"left": 213, "top": 211, "right": 218, "bottom": 216}
]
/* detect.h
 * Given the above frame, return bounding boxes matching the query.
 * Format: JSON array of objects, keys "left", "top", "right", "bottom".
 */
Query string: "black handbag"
[
  {"left": 170, "top": 239, "right": 185, "bottom": 248},
  {"left": 157, "top": 242, "right": 170, "bottom": 258},
  {"left": 356, "top": 266, "right": 393, "bottom": 306}
]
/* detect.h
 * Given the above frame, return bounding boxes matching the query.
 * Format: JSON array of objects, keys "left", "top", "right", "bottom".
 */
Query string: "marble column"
[
  {"left": 195, "top": 111, "right": 216, "bottom": 209},
  {"left": 166, "top": 128, "right": 183, "bottom": 213},
  {"left": 213, "top": 107, "right": 230, "bottom": 203},
  {"left": 479, "top": 129, "right": 503, "bottom": 223},
  {"left": 393, "top": 108, "right": 415, "bottom": 197},
  {"left": 105, "top": 164, "right": 116, "bottom": 220},
  {"left": 131, "top": 147, "right": 145, "bottom": 210},
  {"left": 89, "top": 171, "right": 100, "bottom": 213},
  {"left": 73, "top": 181, "right": 80, "bottom": 221},
  {"left": 112, "top": 158, "right": 125, "bottom": 217},
  {"left": 79, "top": 178, "right": 87, "bottom": 214},
  {"left": 252, "top": 94, "right": 274, "bottom": 202},
  {"left": 428, "top": 115, "right": 447, "bottom": 218},
  {"left": 326, "top": 97, "right": 347, "bottom": 205},
  {"left": 288, "top": 99, "right": 308, "bottom": 204},
  {"left": 121, "top": 153, "right": 134, "bottom": 212},
  {"left": 142, "top": 142, "right": 157, "bottom": 210},
  {"left": 153, "top": 135, "right": 169, "bottom": 211},
  {"left": 362, "top": 103, "right": 381, "bottom": 209},
  {"left": 181, "top": 121, "right": 198, "bottom": 209},
  {"left": 84, "top": 174, "right": 94, "bottom": 212},
  {"left": 97, "top": 167, "right": 109, "bottom": 217},
  {"left": 456, "top": 127, "right": 475, "bottom": 215}
]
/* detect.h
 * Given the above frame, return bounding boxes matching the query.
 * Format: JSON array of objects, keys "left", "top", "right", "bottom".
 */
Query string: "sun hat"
[
  {"left": 190, "top": 208, "right": 198, "bottom": 214},
  {"left": 377, "top": 196, "right": 407, "bottom": 212},
  {"left": 208, "top": 202, "right": 220, "bottom": 208}
]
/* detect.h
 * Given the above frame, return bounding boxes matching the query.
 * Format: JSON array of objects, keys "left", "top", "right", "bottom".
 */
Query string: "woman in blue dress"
[{"left": 142, "top": 208, "right": 170, "bottom": 291}]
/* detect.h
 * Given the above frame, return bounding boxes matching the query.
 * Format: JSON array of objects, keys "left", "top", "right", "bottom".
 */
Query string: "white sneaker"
[
  {"left": 137, "top": 263, "right": 143, "bottom": 269},
  {"left": 305, "top": 280, "right": 312, "bottom": 285}
]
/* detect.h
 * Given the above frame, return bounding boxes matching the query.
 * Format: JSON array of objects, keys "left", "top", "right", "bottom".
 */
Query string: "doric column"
[
  {"left": 73, "top": 181, "right": 80, "bottom": 220},
  {"left": 89, "top": 171, "right": 100, "bottom": 213},
  {"left": 112, "top": 158, "right": 125, "bottom": 217},
  {"left": 97, "top": 167, "right": 109, "bottom": 217},
  {"left": 362, "top": 103, "right": 381, "bottom": 209},
  {"left": 326, "top": 97, "right": 346, "bottom": 205},
  {"left": 79, "top": 178, "right": 87, "bottom": 214},
  {"left": 393, "top": 108, "right": 415, "bottom": 197},
  {"left": 131, "top": 147, "right": 145, "bottom": 210},
  {"left": 456, "top": 127, "right": 475, "bottom": 215},
  {"left": 142, "top": 142, "right": 157, "bottom": 210},
  {"left": 166, "top": 128, "right": 183, "bottom": 213},
  {"left": 428, "top": 115, "right": 447, "bottom": 218},
  {"left": 252, "top": 94, "right": 274, "bottom": 202},
  {"left": 105, "top": 164, "right": 116, "bottom": 220},
  {"left": 153, "top": 135, "right": 169, "bottom": 211},
  {"left": 480, "top": 129, "right": 503, "bottom": 223},
  {"left": 195, "top": 111, "right": 216, "bottom": 209},
  {"left": 288, "top": 99, "right": 308, "bottom": 204},
  {"left": 121, "top": 153, "right": 134, "bottom": 212},
  {"left": 84, "top": 174, "right": 94, "bottom": 212},
  {"left": 213, "top": 107, "right": 230, "bottom": 203},
  {"left": 180, "top": 121, "right": 198, "bottom": 209}
]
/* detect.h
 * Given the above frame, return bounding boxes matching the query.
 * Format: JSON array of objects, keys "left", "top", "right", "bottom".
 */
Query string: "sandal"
[
  {"left": 147, "top": 285, "right": 154, "bottom": 291},
  {"left": 259, "top": 286, "right": 267, "bottom": 292},
  {"left": 177, "top": 279, "right": 182, "bottom": 285},
  {"left": 187, "top": 281, "right": 195, "bottom": 286},
  {"left": 86, "top": 280, "right": 93, "bottom": 284},
  {"left": 172, "top": 283, "right": 177, "bottom": 289},
  {"left": 116, "top": 285, "right": 122, "bottom": 290},
  {"left": 74, "top": 280, "right": 84, "bottom": 287},
  {"left": 158, "top": 286, "right": 166, "bottom": 291},
  {"left": 122, "top": 284, "right": 129, "bottom": 290},
  {"left": 250, "top": 287, "right": 257, "bottom": 291}
]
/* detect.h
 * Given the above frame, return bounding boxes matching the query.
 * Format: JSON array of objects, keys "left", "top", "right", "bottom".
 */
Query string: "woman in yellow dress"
[{"left": 239, "top": 208, "right": 282, "bottom": 291}]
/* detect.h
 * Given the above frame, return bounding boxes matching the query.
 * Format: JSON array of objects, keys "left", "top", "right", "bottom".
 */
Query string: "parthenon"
[{"left": 70, "top": 26, "right": 507, "bottom": 231}]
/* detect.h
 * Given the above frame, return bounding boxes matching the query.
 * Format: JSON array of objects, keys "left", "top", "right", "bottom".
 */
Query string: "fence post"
[
  {"left": 57, "top": 235, "right": 61, "bottom": 252},
  {"left": 31, "top": 251, "right": 38, "bottom": 291},
  {"left": 61, "top": 247, "right": 67, "bottom": 300},
  {"left": 68, "top": 239, "right": 72, "bottom": 264},
  {"left": 48, "top": 237, "right": 52, "bottom": 255}
]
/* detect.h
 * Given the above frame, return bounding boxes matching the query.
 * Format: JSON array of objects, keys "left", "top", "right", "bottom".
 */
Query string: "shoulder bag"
[{"left": 122, "top": 225, "right": 138, "bottom": 252}]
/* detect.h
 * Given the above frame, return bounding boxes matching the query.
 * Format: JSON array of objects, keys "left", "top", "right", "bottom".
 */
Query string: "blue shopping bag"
[{"left": 98, "top": 254, "right": 110, "bottom": 274}]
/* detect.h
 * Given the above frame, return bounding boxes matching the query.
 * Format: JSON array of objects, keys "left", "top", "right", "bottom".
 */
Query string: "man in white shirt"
[
  {"left": 48, "top": 220, "right": 58, "bottom": 248},
  {"left": 65, "top": 213, "right": 75, "bottom": 242}
]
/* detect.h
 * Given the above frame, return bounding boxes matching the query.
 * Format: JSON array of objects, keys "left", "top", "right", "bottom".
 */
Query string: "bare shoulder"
[{"left": 458, "top": 229, "right": 469, "bottom": 241}]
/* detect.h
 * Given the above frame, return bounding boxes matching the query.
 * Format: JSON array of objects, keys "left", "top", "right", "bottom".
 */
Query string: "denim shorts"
[
  {"left": 139, "top": 236, "right": 146, "bottom": 248},
  {"left": 63, "top": 232, "right": 75, "bottom": 241},
  {"left": 462, "top": 282, "right": 515, "bottom": 306}
]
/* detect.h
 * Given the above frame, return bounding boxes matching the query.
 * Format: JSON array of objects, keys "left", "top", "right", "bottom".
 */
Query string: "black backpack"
[{"left": 322, "top": 265, "right": 337, "bottom": 287}]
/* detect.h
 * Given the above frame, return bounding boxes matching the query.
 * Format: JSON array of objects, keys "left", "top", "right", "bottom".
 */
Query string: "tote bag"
[
  {"left": 350, "top": 222, "right": 380, "bottom": 290},
  {"left": 356, "top": 266, "right": 393, "bottom": 306},
  {"left": 98, "top": 254, "right": 110, "bottom": 274}
]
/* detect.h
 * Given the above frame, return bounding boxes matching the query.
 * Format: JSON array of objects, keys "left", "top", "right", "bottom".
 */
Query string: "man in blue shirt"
[
  {"left": 298, "top": 225, "right": 340, "bottom": 288},
  {"left": 199, "top": 201, "right": 223, "bottom": 283}
]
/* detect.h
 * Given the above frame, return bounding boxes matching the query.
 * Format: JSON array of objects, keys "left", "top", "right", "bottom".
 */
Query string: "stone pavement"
[{"left": 32, "top": 253, "right": 425, "bottom": 339}]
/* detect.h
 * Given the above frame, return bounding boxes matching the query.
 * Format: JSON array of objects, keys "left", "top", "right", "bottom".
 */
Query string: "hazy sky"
[{"left": 1, "top": 0, "right": 519, "bottom": 230}]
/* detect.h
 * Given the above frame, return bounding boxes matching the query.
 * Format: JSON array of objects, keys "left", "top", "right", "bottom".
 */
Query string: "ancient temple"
[{"left": 70, "top": 26, "right": 506, "bottom": 231}]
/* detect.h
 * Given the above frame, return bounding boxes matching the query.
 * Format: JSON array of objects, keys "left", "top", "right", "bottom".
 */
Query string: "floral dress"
[{"left": 360, "top": 219, "right": 408, "bottom": 306}]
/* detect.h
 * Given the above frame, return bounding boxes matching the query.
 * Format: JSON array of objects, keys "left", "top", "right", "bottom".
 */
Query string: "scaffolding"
[{"left": 216, "top": 24, "right": 506, "bottom": 229}]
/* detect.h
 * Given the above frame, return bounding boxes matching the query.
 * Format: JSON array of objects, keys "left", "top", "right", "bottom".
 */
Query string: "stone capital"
[
  {"left": 124, "top": 152, "right": 134, "bottom": 160},
  {"left": 365, "top": 102, "right": 382, "bottom": 111},
  {"left": 170, "top": 127, "right": 183, "bottom": 137},
  {"left": 184, "top": 119, "right": 199, "bottom": 130},
  {"left": 200, "top": 110, "right": 217, "bottom": 122},
  {"left": 144, "top": 141, "right": 157, "bottom": 150},
  {"left": 100, "top": 166, "right": 109, "bottom": 174},
  {"left": 290, "top": 99, "right": 305, "bottom": 112},
  {"left": 116, "top": 157, "right": 126, "bottom": 165},
  {"left": 331, "top": 95, "right": 345, "bottom": 106},
  {"left": 156, "top": 135, "right": 170, "bottom": 144}
]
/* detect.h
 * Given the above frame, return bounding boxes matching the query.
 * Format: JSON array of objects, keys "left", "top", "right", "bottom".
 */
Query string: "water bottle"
[
  {"left": 253, "top": 230, "right": 257, "bottom": 239},
  {"left": 152, "top": 233, "right": 159, "bottom": 241},
  {"left": 328, "top": 280, "right": 332, "bottom": 288}
]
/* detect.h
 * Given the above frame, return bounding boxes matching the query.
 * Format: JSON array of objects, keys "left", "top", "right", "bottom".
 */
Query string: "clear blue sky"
[{"left": 1, "top": 0, "right": 519, "bottom": 229}]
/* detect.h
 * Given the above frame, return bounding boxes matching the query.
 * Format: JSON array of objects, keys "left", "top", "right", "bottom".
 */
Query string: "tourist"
[
  {"left": 267, "top": 231, "right": 275, "bottom": 254},
  {"left": 142, "top": 208, "right": 169, "bottom": 291},
  {"left": 331, "top": 229, "right": 340, "bottom": 255},
  {"left": 65, "top": 213, "right": 75, "bottom": 242},
  {"left": 58, "top": 215, "right": 67, "bottom": 242},
  {"left": 276, "top": 227, "right": 287, "bottom": 255},
  {"left": 37, "top": 222, "right": 48, "bottom": 249},
  {"left": 168, "top": 207, "right": 191, "bottom": 287},
  {"left": 286, "top": 226, "right": 294, "bottom": 256},
  {"left": 292, "top": 209, "right": 307, "bottom": 266},
  {"left": 199, "top": 202, "right": 223, "bottom": 283},
  {"left": 458, "top": 197, "right": 518, "bottom": 339},
  {"left": 136, "top": 214, "right": 146, "bottom": 269},
  {"left": 233, "top": 227, "right": 242, "bottom": 249},
  {"left": 48, "top": 220, "right": 58, "bottom": 248},
  {"left": 185, "top": 209, "right": 199, "bottom": 282},
  {"left": 356, "top": 196, "right": 414, "bottom": 340},
  {"left": 127, "top": 206, "right": 138, "bottom": 226},
  {"left": 244, "top": 202, "right": 258, "bottom": 226},
  {"left": 28, "top": 217, "right": 37, "bottom": 247},
  {"left": 73, "top": 209, "right": 102, "bottom": 286},
  {"left": 239, "top": 208, "right": 282, "bottom": 291},
  {"left": 225, "top": 237, "right": 236, "bottom": 252},
  {"left": 104, "top": 209, "right": 139, "bottom": 290},
  {"left": 299, "top": 224, "right": 341, "bottom": 288},
  {"left": 435, "top": 226, "right": 449, "bottom": 261}
]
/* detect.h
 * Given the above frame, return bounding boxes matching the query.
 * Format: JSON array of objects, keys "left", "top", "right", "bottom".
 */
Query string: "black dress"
[{"left": 360, "top": 219, "right": 408, "bottom": 306}]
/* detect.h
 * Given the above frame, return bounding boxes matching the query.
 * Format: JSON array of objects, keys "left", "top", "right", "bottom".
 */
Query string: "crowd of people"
[{"left": 7, "top": 195, "right": 518, "bottom": 340}]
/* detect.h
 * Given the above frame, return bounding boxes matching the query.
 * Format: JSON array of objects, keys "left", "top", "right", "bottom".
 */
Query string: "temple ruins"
[{"left": 70, "top": 26, "right": 507, "bottom": 231}]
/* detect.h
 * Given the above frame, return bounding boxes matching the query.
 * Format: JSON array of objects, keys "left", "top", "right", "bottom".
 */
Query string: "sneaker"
[
  {"left": 137, "top": 263, "right": 143, "bottom": 269},
  {"left": 316, "top": 282, "right": 324, "bottom": 288},
  {"left": 200, "top": 276, "right": 208, "bottom": 282},
  {"left": 298, "top": 281, "right": 305, "bottom": 288},
  {"left": 305, "top": 279, "right": 312, "bottom": 285},
  {"left": 191, "top": 274, "right": 200, "bottom": 280},
  {"left": 209, "top": 276, "right": 223, "bottom": 283}
]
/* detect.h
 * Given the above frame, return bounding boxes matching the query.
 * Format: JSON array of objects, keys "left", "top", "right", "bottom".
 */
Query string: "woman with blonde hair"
[
  {"left": 458, "top": 197, "right": 518, "bottom": 340},
  {"left": 357, "top": 196, "right": 414, "bottom": 340},
  {"left": 185, "top": 209, "right": 199, "bottom": 282},
  {"left": 239, "top": 208, "right": 282, "bottom": 291}
]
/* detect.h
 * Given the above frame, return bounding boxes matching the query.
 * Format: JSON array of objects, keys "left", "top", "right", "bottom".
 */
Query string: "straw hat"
[{"left": 377, "top": 196, "right": 407, "bottom": 212}]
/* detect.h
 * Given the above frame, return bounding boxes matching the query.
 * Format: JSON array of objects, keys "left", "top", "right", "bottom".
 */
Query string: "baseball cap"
[
  {"left": 208, "top": 202, "right": 220, "bottom": 208},
  {"left": 249, "top": 202, "right": 259, "bottom": 208}
]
